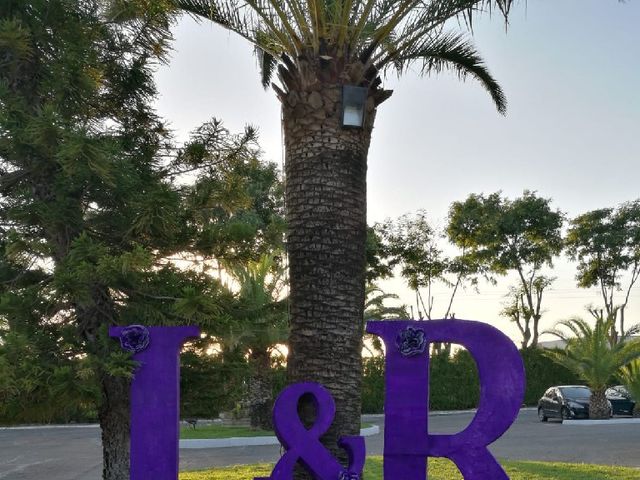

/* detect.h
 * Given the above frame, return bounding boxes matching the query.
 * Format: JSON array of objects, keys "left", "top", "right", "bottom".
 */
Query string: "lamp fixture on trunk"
[{"left": 341, "top": 85, "right": 368, "bottom": 128}]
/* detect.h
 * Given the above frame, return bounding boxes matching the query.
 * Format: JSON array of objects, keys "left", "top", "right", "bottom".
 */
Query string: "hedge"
[{"left": 361, "top": 347, "right": 581, "bottom": 413}]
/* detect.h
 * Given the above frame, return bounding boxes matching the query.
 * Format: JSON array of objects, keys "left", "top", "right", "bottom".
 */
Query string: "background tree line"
[{"left": 375, "top": 192, "right": 640, "bottom": 351}]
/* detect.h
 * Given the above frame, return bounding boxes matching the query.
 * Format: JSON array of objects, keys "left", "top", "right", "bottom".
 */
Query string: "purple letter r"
[{"left": 366, "top": 319, "right": 525, "bottom": 480}]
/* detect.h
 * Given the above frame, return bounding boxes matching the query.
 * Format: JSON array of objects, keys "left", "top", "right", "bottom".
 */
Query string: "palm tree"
[
  {"left": 364, "top": 283, "right": 408, "bottom": 321},
  {"left": 544, "top": 315, "right": 640, "bottom": 419},
  {"left": 617, "top": 359, "right": 640, "bottom": 417},
  {"left": 173, "top": 0, "right": 514, "bottom": 460},
  {"left": 363, "top": 283, "right": 409, "bottom": 354},
  {"left": 225, "top": 253, "right": 288, "bottom": 429}
]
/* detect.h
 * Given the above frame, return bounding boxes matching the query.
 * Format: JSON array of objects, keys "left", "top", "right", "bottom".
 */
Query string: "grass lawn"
[
  {"left": 180, "top": 423, "right": 373, "bottom": 440},
  {"left": 179, "top": 457, "right": 640, "bottom": 479},
  {"left": 180, "top": 424, "right": 273, "bottom": 439}
]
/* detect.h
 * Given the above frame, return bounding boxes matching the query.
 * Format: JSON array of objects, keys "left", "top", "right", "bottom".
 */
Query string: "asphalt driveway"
[{"left": 2, "top": 409, "right": 639, "bottom": 479}]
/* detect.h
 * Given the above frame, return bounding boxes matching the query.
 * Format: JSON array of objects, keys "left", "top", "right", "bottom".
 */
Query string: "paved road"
[{"left": 2, "top": 410, "right": 639, "bottom": 479}]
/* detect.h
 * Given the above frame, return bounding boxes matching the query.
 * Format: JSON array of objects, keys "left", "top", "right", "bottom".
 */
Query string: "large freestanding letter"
[
  {"left": 366, "top": 319, "right": 525, "bottom": 480},
  {"left": 255, "top": 382, "right": 365, "bottom": 480},
  {"left": 110, "top": 325, "right": 199, "bottom": 480}
]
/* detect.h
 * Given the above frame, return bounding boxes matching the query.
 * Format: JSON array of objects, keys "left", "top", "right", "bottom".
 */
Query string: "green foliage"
[
  {"left": 364, "top": 285, "right": 408, "bottom": 322},
  {"left": 448, "top": 191, "right": 563, "bottom": 276},
  {"left": 565, "top": 200, "right": 640, "bottom": 337},
  {"left": 223, "top": 253, "right": 288, "bottom": 351},
  {"left": 429, "top": 350, "right": 480, "bottom": 410},
  {"left": 180, "top": 347, "right": 249, "bottom": 418},
  {"left": 519, "top": 348, "right": 580, "bottom": 406},
  {"left": 182, "top": 120, "right": 286, "bottom": 264},
  {"left": 180, "top": 457, "right": 640, "bottom": 480},
  {"left": 180, "top": 423, "right": 273, "bottom": 439},
  {"left": 365, "top": 227, "right": 393, "bottom": 284},
  {"left": 448, "top": 191, "right": 563, "bottom": 348},
  {"left": 362, "top": 350, "right": 481, "bottom": 412},
  {"left": 362, "top": 356, "right": 385, "bottom": 414},
  {"left": 270, "top": 363, "right": 287, "bottom": 398},
  {"left": 0, "top": 328, "right": 99, "bottom": 424},
  {"left": 180, "top": 348, "right": 287, "bottom": 420},
  {"left": 566, "top": 201, "right": 640, "bottom": 290},
  {"left": 362, "top": 348, "right": 583, "bottom": 414},
  {"left": 0, "top": 0, "right": 284, "bottom": 434},
  {"left": 544, "top": 316, "right": 640, "bottom": 392},
  {"left": 378, "top": 211, "right": 445, "bottom": 291},
  {"left": 376, "top": 210, "right": 475, "bottom": 320},
  {"left": 617, "top": 359, "right": 640, "bottom": 413}
]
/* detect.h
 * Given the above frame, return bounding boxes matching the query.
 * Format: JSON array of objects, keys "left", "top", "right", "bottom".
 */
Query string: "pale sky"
[{"left": 154, "top": 0, "right": 640, "bottom": 344}]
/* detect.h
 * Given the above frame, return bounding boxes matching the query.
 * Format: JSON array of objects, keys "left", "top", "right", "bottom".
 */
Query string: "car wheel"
[
  {"left": 561, "top": 407, "right": 571, "bottom": 421},
  {"left": 538, "top": 408, "right": 548, "bottom": 422}
]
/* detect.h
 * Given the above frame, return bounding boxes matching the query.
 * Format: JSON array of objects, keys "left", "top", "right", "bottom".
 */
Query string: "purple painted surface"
[
  {"left": 255, "top": 382, "right": 365, "bottom": 480},
  {"left": 110, "top": 325, "right": 199, "bottom": 480},
  {"left": 366, "top": 319, "right": 525, "bottom": 480}
]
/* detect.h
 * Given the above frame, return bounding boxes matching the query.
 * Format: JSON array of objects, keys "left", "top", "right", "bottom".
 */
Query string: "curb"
[
  {"left": 0, "top": 408, "right": 538, "bottom": 431},
  {"left": 0, "top": 424, "right": 100, "bottom": 430},
  {"left": 563, "top": 418, "right": 640, "bottom": 426},
  {"left": 363, "top": 407, "right": 536, "bottom": 420},
  {"left": 179, "top": 425, "right": 380, "bottom": 449}
]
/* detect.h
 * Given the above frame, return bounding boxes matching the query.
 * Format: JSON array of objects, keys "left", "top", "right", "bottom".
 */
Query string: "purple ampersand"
[
  {"left": 367, "top": 319, "right": 525, "bottom": 480},
  {"left": 254, "top": 382, "right": 365, "bottom": 480},
  {"left": 110, "top": 325, "right": 199, "bottom": 480}
]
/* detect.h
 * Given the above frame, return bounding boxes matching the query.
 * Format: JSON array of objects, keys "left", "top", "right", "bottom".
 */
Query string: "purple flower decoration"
[
  {"left": 396, "top": 326, "right": 427, "bottom": 357},
  {"left": 338, "top": 470, "right": 360, "bottom": 480},
  {"left": 119, "top": 325, "right": 150, "bottom": 353}
]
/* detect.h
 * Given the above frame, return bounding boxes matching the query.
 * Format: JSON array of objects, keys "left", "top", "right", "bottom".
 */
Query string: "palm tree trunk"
[
  {"left": 283, "top": 84, "right": 376, "bottom": 469},
  {"left": 248, "top": 348, "right": 274, "bottom": 430},
  {"left": 589, "top": 388, "right": 610, "bottom": 420}
]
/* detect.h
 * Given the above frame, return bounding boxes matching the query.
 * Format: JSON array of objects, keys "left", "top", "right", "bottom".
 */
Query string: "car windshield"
[
  {"left": 560, "top": 387, "right": 591, "bottom": 399},
  {"left": 607, "top": 386, "right": 630, "bottom": 397}
]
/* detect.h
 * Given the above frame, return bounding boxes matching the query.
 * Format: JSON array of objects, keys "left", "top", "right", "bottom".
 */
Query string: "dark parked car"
[
  {"left": 606, "top": 385, "right": 636, "bottom": 416},
  {"left": 538, "top": 385, "right": 612, "bottom": 421}
]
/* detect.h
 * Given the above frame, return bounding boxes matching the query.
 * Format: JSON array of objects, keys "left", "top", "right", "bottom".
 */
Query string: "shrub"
[
  {"left": 180, "top": 350, "right": 250, "bottom": 419},
  {"left": 520, "top": 347, "right": 580, "bottom": 405},
  {"left": 361, "top": 347, "right": 582, "bottom": 414}
]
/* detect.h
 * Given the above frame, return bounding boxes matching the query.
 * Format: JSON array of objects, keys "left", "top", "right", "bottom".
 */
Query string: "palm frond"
[
  {"left": 543, "top": 315, "right": 640, "bottom": 391},
  {"left": 618, "top": 358, "right": 640, "bottom": 402},
  {"left": 172, "top": 0, "right": 516, "bottom": 110},
  {"left": 391, "top": 32, "right": 506, "bottom": 114},
  {"left": 173, "top": 0, "right": 232, "bottom": 26},
  {"left": 256, "top": 47, "right": 279, "bottom": 89},
  {"left": 173, "top": 0, "right": 255, "bottom": 41}
]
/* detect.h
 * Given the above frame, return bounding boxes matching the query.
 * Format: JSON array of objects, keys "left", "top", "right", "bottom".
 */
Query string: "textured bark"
[
  {"left": 633, "top": 403, "right": 640, "bottom": 418},
  {"left": 99, "top": 373, "right": 131, "bottom": 480},
  {"left": 248, "top": 349, "right": 274, "bottom": 430},
  {"left": 589, "top": 388, "right": 610, "bottom": 419},
  {"left": 283, "top": 83, "right": 376, "bottom": 475},
  {"left": 77, "top": 289, "right": 131, "bottom": 480}
]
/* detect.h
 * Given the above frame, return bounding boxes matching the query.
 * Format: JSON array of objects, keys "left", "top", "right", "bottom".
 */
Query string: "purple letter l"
[{"left": 110, "top": 326, "right": 199, "bottom": 480}]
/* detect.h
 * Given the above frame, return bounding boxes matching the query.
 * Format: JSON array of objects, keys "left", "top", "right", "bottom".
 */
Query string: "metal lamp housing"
[{"left": 341, "top": 85, "right": 368, "bottom": 128}]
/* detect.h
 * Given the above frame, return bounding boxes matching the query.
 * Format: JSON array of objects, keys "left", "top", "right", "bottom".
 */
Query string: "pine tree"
[{"left": 0, "top": 1, "right": 214, "bottom": 477}]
